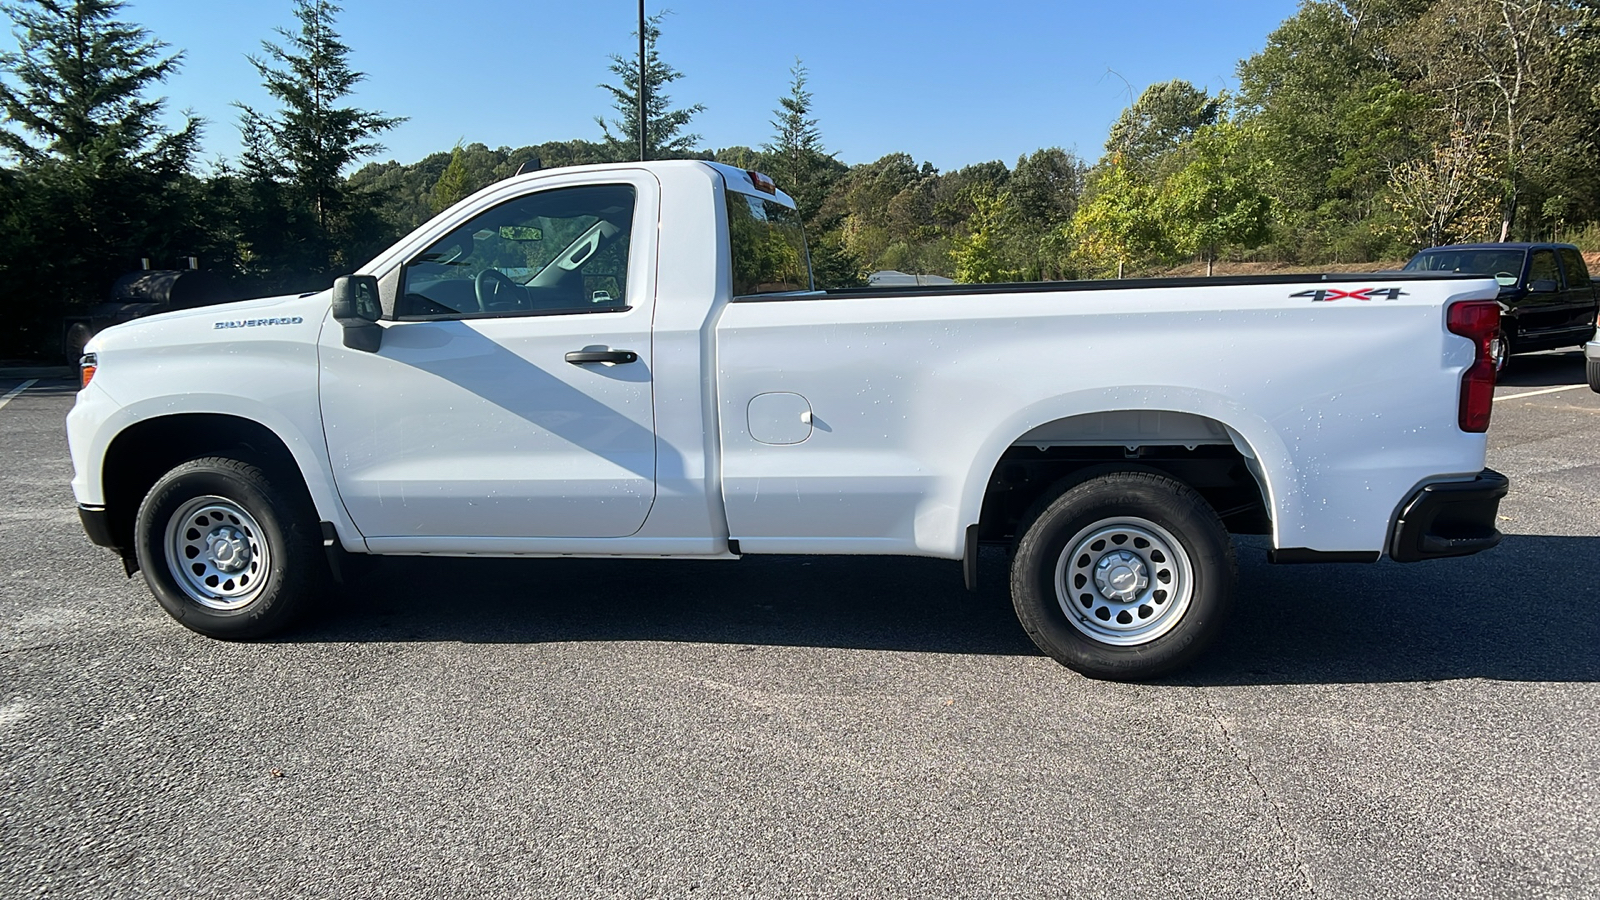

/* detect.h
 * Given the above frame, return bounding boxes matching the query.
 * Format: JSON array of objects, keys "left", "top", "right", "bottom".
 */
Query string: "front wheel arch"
[{"left": 101, "top": 414, "right": 317, "bottom": 555}]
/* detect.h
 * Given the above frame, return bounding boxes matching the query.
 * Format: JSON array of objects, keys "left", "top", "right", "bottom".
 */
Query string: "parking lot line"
[
  {"left": 1495, "top": 384, "right": 1589, "bottom": 402},
  {"left": 0, "top": 379, "right": 37, "bottom": 412}
]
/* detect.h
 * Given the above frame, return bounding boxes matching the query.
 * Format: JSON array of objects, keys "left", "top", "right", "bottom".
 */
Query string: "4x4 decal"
[{"left": 1290, "top": 287, "right": 1408, "bottom": 302}]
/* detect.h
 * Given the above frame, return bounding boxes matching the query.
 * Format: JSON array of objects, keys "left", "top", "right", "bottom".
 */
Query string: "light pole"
[{"left": 637, "top": 0, "right": 647, "bottom": 162}]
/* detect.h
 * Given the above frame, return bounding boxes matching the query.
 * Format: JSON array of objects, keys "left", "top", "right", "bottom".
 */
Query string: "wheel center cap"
[
  {"left": 209, "top": 528, "right": 249, "bottom": 572},
  {"left": 1094, "top": 550, "right": 1148, "bottom": 602}
]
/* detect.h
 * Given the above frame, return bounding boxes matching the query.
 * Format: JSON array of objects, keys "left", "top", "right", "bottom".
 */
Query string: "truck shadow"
[
  {"left": 292, "top": 534, "right": 1600, "bottom": 684},
  {"left": 1173, "top": 534, "right": 1600, "bottom": 685},
  {"left": 305, "top": 548, "right": 1034, "bottom": 657},
  {"left": 1497, "top": 349, "right": 1586, "bottom": 387}
]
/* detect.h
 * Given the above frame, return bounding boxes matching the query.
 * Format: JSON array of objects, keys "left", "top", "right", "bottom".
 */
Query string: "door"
[
  {"left": 1557, "top": 247, "right": 1598, "bottom": 334},
  {"left": 319, "top": 177, "right": 659, "bottom": 540},
  {"left": 1520, "top": 247, "right": 1567, "bottom": 337}
]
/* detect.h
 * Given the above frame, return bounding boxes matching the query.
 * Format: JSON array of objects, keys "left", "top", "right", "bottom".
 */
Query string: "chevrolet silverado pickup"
[{"left": 67, "top": 161, "right": 1509, "bottom": 679}]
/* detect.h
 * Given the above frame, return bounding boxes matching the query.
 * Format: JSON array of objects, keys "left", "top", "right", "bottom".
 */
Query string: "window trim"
[{"left": 392, "top": 304, "right": 634, "bottom": 324}]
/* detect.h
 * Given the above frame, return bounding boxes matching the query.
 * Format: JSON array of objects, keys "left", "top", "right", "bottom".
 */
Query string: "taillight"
[
  {"left": 79, "top": 353, "right": 96, "bottom": 389},
  {"left": 1447, "top": 301, "right": 1498, "bottom": 432}
]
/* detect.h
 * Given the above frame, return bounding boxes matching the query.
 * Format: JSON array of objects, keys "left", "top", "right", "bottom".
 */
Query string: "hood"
[{"left": 86, "top": 290, "right": 331, "bottom": 355}]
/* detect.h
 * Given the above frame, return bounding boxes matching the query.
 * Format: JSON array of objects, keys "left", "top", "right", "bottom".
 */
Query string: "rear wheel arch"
[{"left": 969, "top": 409, "right": 1277, "bottom": 545}]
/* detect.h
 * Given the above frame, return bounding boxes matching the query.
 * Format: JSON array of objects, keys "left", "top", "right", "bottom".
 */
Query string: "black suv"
[{"left": 1403, "top": 243, "right": 1598, "bottom": 370}]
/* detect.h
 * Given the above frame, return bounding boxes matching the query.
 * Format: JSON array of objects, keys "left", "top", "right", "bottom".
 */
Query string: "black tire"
[
  {"left": 134, "top": 456, "right": 326, "bottom": 639},
  {"left": 1010, "top": 470, "right": 1236, "bottom": 680},
  {"left": 1588, "top": 356, "right": 1600, "bottom": 394}
]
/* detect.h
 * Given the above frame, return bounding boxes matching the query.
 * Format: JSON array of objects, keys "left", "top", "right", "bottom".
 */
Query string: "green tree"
[
  {"left": 0, "top": 0, "right": 200, "bottom": 356},
  {"left": 1384, "top": 123, "right": 1502, "bottom": 247},
  {"left": 1009, "top": 148, "right": 1087, "bottom": 279},
  {"left": 1156, "top": 123, "right": 1273, "bottom": 274},
  {"left": 1104, "top": 79, "right": 1222, "bottom": 175},
  {"left": 238, "top": 0, "right": 402, "bottom": 274},
  {"left": 763, "top": 59, "right": 835, "bottom": 220},
  {"left": 430, "top": 142, "right": 473, "bottom": 213},
  {"left": 1070, "top": 158, "right": 1165, "bottom": 278},
  {"left": 596, "top": 12, "right": 704, "bottom": 161},
  {"left": 1236, "top": 0, "right": 1427, "bottom": 260},
  {"left": 951, "top": 187, "right": 1023, "bottom": 283},
  {"left": 1395, "top": 0, "right": 1583, "bottom": 240}
]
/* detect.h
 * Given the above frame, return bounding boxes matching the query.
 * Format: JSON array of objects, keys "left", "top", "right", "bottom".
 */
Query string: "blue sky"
[{"left": 123, "top": 0, "right": 1301, "bottom": 173}]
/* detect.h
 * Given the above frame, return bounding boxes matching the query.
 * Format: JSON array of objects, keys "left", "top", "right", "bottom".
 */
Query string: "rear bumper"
[
  {"left": 1388, "top": 469, "right": 1509, "bottom": 563},
  {"left": 1585, "top": 337, "right": 1599, "bottom": 362}
]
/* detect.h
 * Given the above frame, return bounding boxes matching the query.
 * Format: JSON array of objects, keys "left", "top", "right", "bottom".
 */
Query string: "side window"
[
  {"left": 727, "top": 189, "right": 813, "bottom": 296},
  {"left": 1559, "top": 248, "right": 1593, "bottom": 289},
  {"left": 398, "top": 184, "right": 636, "bottom": 319},
  {"left": 1528, "top": 249, "right": 1562, "bottom": 287}
]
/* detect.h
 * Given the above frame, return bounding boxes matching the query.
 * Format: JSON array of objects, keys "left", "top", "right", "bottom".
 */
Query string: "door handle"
[{"left": 565, "top": 349, "right": 638, "bottom": 365}]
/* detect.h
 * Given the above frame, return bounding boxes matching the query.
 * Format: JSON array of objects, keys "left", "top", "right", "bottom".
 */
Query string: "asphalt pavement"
[{"left": 1, "top": 355, "right": 1596, "bottom": 899}]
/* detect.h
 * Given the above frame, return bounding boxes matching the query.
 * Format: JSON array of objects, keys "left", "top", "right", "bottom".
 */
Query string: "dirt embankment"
[{"left": 1151, "top": 260, "right": 1406, "bottom": 277}]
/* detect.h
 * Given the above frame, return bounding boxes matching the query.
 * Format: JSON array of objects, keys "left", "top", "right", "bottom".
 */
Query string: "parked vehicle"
[
  {"left": 66, "top": 161, "right": 1510, "bottom": 680},
  {"left": 61, "top": 268, "right": 237, "bottom": 361},
  {"left": 1586, "top": 322, "right": 1600, "bottom": 393},
  {"left": 1402, "top": 243, "right": 1599, "bottom": 371}
]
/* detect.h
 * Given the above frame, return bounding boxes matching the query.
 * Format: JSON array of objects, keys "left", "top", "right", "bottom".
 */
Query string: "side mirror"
[
  {"left": 331, "top": 275, "right": 382, "bottom": 352},
  {"left": 1528, "top": 279, "right": 1559, "bottom": 294}
]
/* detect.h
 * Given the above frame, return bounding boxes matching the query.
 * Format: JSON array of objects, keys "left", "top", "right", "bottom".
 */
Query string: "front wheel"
[
  {"left": 1010, "top": 471, "right": 1236, "bottom": 680},
  {"left": 1588, "top": 355, "right": 1600, "bottom": 394},
  {"left": 134, "top": 457, "right": 326, "bottom": 639}
]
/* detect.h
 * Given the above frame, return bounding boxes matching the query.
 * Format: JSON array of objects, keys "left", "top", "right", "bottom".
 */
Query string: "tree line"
[{"left": 3, "top": 0, "right": 1598, "bottom": 360}]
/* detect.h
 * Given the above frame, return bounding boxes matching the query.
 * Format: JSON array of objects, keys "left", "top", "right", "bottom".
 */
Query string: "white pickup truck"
[{"left": 67, "top": 161, "right": 1509, "bottom": 679}]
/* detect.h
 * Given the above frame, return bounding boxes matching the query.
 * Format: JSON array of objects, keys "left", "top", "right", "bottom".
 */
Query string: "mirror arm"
[{"left": 341, "top": 323, "right": 382, "bottom": 352}]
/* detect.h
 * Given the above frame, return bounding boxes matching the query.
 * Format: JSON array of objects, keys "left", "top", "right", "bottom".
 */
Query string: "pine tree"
[
  {"left": 0, "top": 0, "right": 196, "bottom": 169},
  {"left": 430, "top": 143, "right": 473, "bottom": 213},
  {"left": 763, "top": 59, "right": 833, "bottom": 220},
  {"left": 0, "top": 0, "right": 200, "bottom": 356},
  {"left": 238, "top": 0, "right": 402, "bottom": 273},
  {"left": 596, "top": 13, "right": 704, "bottom": 161}
]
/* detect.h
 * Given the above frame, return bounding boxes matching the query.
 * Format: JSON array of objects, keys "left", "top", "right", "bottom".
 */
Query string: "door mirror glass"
[
  {"left": 331, "top": 275, "right": 382, "bottom": 352},
  {"left": 332, "top": 275, "right": 381, "bottom": 323}
]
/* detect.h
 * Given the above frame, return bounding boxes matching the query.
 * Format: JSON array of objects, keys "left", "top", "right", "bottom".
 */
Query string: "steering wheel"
[{"left": 474, "top": 268, "right": 528, "bottom": 311}]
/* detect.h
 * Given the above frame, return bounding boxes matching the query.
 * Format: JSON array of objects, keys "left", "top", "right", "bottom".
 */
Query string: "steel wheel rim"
[
  {"left": 1054, "top": 516, "right": 1194, "bottom": 646},
  {"left": 163, "top": 496, "right": 271, "bottom": 610}
]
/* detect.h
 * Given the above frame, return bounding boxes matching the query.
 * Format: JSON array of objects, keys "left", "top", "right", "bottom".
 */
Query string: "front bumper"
[
  {"left": 1389, "top": 469, "right": 1509, "bottom": 562},
  {"left": 79, "top": 505, "right": 119, "bottom": 550}
]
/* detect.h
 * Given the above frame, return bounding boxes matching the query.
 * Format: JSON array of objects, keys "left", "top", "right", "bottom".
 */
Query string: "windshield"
[
  {"left": 1403, "top": 248, "right": 1525, "bottom": 287},
  {"left": 727, "top": 190, "right": 812, "bottom": 296}
]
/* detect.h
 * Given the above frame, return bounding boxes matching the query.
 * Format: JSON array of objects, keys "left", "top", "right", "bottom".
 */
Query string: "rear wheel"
[
  {"left": 1010, "top": 471, "right": 1236, "bottom": 680},
  {"left": 134, "top": 457, "right": 326, "bottom": 639}
]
